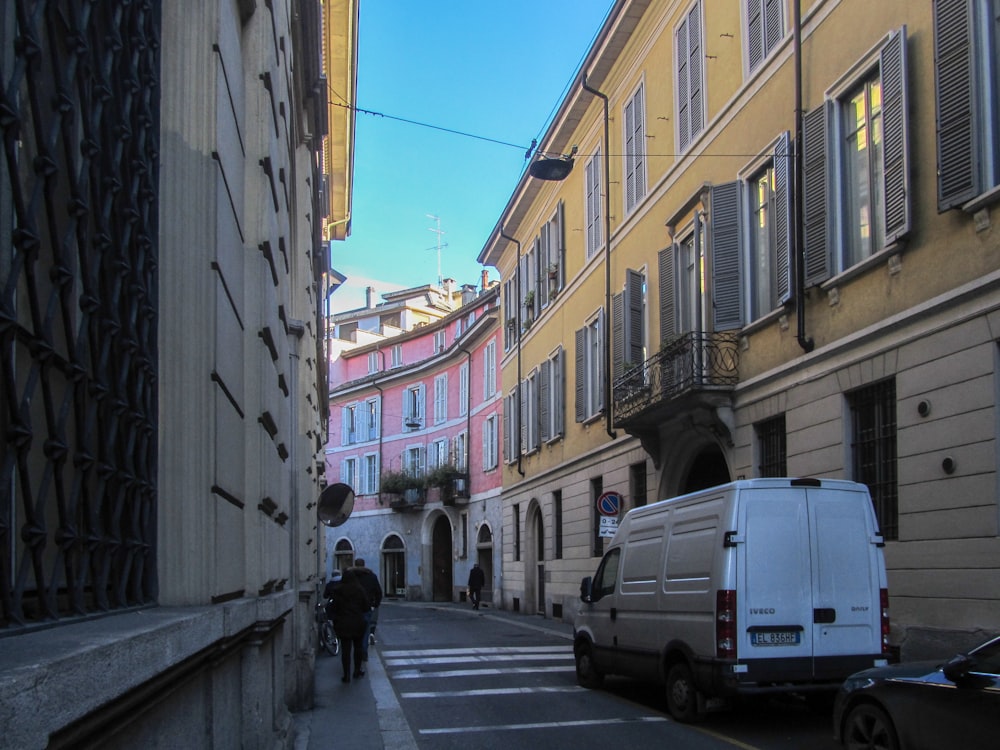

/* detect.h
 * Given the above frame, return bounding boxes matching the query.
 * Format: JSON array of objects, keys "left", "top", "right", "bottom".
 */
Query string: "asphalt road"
[{"left": 374, "top": 602, "right": 841, "bottom": 750}]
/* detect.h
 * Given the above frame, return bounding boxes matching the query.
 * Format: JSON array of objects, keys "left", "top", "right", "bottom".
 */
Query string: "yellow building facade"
[{"left": 479, "top": 0, "right": 1000, "bottom": 658}]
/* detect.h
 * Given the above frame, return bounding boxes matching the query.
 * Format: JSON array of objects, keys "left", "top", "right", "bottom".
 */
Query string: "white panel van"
[{"left": 572, "top": 478, "right": 891, "bottom": 722}]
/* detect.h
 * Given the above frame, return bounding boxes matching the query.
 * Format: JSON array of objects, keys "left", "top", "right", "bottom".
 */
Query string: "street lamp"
[{"left": 527, "top": 148, "right": 577, "bottom": 181}]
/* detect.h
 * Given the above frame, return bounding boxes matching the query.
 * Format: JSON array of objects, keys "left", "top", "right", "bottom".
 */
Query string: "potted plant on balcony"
[
  {"left": 425, "top": 463, "right": 463, "bottom": 504},
  {"left": 381, "top": 470, "right": 425, "bottom": 508}
]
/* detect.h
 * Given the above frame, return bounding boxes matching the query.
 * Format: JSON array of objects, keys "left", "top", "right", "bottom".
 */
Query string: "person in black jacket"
[
  {"left": 330, "top": 569, "right": 370, "bottom": 683},
  {"left": 352, "top": 558, "right": 382, "bottom": 661},
  {"left": 467, "top": 562, "right": 486, "bottom": 610}
]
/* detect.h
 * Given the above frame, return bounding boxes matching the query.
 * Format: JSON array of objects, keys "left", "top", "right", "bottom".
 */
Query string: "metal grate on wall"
[{"left": 1, "top": 1, "right": 161, "bottom": 632}]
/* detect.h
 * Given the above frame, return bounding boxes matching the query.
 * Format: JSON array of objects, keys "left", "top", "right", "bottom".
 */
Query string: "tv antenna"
[{"left": 426, "top": 214, "right": 445, "bottom": 286}]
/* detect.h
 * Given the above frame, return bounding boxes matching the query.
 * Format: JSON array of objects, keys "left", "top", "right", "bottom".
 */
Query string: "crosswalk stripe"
[
  {"left": 400, "top": 686, "right": 586, "bottom": 699},
  {"left": 385, "top": 653, "right": 572, "bottom": 667},
  {"left": 418, "top": 716, "right": 670, "bottom": 735},
  {"left": 381, "top": 645, "right": 567, "bottom": 658},
  {"left": 391, "top": 665, "right": 576, "bottom": 679}
]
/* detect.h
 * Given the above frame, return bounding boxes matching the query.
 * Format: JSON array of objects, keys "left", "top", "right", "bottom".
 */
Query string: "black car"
[{"left": 833, "top": 634, "right": 1000, "bottom": 749}]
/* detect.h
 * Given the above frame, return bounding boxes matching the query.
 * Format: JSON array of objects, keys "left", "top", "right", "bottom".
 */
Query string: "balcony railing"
[{"left": 613, "top": 331, "right": 740, "bottom": 426}]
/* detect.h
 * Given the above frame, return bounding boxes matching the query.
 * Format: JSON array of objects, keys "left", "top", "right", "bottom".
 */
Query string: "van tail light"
[
  {"left": 879, "top": 588, "right": 891, "bottom": 653},
  {"left": 716, "top": 589, "right": 737, "bottom": 659}
]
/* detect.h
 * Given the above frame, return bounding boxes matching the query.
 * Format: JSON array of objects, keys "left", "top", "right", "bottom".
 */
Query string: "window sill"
[
  {"left": 820, "top": 242, "right": 904, "bottom": 292},
  {"left": 962, "top": 184, "right": 1000, "bottom": 214}
]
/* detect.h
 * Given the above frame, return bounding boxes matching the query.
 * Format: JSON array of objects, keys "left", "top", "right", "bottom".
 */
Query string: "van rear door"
[
  {"left": 807, "top": 484, "right": 884, "bottom": 678},
  {"left": 738, "top": 487, "right": 815, "bottom": 679},
  {"left": 737, "top": 484, "right": 883, "bottom": 681}
]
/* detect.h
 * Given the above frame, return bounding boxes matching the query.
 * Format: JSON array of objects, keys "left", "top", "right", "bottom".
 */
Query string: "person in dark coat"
[
  {"left": 329, "top": 569, "right": 370, "bottom": 682},
  {"left": 352, "top": 558, "right": 382, "bottom": 661},
  {"left": 467, "top": 562, "right": 486, "bottom": 610}
]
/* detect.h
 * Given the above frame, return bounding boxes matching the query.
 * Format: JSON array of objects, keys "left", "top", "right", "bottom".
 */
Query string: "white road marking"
[
  {"left": 418, "top": 716, "right": 670, "bottom": 735},
  {"left": 400, "top": 685, "right": 586, "bottom": 699},
  {"left": 385, "top": 652, "right": 572, "bottom": 667},
  {"left": 391, "top": 665, "right": 576, "bottom": 679}
]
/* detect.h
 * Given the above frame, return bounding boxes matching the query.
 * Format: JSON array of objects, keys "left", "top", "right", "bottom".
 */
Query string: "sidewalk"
[{"left": 291, "top": 602, "right": 574, "bottom": 749}]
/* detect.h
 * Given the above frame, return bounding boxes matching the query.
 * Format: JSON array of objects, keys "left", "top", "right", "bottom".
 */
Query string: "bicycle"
[{"left": 315, "top": 596, "right": 339, "bottom": 657}]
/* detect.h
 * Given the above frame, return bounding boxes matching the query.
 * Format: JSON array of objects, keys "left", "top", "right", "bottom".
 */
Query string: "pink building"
[{"left": 325, "top": 285, "right": 503, "bottom": 603}]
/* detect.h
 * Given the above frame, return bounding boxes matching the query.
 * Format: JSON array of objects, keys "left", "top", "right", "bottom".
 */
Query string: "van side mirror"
[{"left": 580, "top": 576, "right": 593, "bottom": 603}]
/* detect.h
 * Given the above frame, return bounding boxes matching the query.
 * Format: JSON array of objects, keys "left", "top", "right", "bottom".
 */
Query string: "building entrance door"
[{"left": 432, "top": 515, "right": 453, "bottom": 602}]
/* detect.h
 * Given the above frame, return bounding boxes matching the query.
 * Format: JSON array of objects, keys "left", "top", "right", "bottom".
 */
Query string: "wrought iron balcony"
[
  {"left": 388, "top": 488, "right": 427, "bottom": 511},
  {"left": 613, "top": 331, "right": 740, "bottom": 428}
]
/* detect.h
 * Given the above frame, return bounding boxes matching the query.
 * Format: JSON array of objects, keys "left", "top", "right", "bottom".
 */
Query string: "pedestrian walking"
[
  {"left": 329, "top": 569, "right": 369, "bottom": 683},
  {"left": 467, "top": 562, "right": 486, "bottom": 610},
  {"left": 352, "top": 558, "right": 383, "bottom": 661}
]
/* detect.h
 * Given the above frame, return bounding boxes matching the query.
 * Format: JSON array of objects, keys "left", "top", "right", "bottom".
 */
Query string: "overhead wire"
[{"left": 327, "top": 82, "right": 777, "bottom": 163}]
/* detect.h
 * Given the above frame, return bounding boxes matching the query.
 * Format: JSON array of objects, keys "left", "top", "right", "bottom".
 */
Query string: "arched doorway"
[
  {"left": 525, "top": 503, "right": 544, "bottom": 615},
  {"left": 334, "top": 538, "right": 354, "bottom": 574},
  {"left": 431, "top": 515, "right": 453, "bottom": 602},
  {"left": 476, "top": 525, "right": 494, "bottom": 606},
  {"left": 381, "top": 534, "right": 405, "bottom": 599},
  {"left": 681, "top": 444, "right": 731, "bottom": 494}
]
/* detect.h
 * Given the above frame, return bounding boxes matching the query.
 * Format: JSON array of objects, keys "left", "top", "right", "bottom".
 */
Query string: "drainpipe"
[
  {"left": 581, "top": 73, "right": 617, "bottom": 440},
  {"left": 793, "top": 0, "right": 814, "bottom": 352},
  {"left": 374, "top": 348, "right": 385, "bottom": 501},
  {"left": 499, "top": 227, "right": 525, "bottom": 476},
  {"left": 461, "top": 347, "right": 473, "bottom": 486}
]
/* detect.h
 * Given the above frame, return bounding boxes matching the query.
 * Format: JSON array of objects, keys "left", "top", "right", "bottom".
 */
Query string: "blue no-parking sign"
[{"left": 597, "top": 491, "right": 622, "bottom": 517}]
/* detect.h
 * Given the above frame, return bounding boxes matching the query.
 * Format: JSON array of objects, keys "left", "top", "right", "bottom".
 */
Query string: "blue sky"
[{"left": 330, "top": 1, "right": 614, "bottom": 312}]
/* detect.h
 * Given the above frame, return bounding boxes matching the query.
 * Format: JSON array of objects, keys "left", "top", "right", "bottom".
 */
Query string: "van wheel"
[
  {"left": 575, "top": 642, "right": 604, "bottom": 689},
  {"left": 665, "top": 662, "right": 702, "bottom": 723}
]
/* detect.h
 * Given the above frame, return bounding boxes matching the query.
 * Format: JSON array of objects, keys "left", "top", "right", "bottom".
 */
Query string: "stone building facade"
[{"left": 0, "top": 2, "right": 354, "bottom": 746}]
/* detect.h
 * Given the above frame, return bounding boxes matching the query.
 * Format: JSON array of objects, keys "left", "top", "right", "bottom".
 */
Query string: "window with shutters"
[
  {"left": 433, "top": 374, "right": 448, "bottom": 424},
  {"left": 801, "top": 27, "right": 910, "bottom": 285},
  {"left": 585, "top": 150, "right": 603, "bottom": 260},
  {"left": 540, "top": 202, "right": 565, "bottom": 306},
  {"left": 403, "top": 384, "right": 425, "bottom": 431},
  {"left": 624, "top": 83, "right": 647, "bottom": 214},
  {"left": 404, "top": 446, "right": 424, "bottom": 478},
  {"left": 363, "top": 454, "right": 379, "bottom": 494},
  {"left": 745, "top": 0, "right": 784, "bottom": 75},
  {"left": 675, "top": 1, "right": 705, "bottom": 153},
  {"left": 742, "top": 133, "right": 791, "bottom": 321},
  {"left": 454, "top": 431, "right": 467, "bottom": 472},
  {"left": 659, "top": 217, "right": 706, "bottom": 342},
  {"left": 613, "top": 270, "right": 647, "bottom": 378},
  {"left": 933, "top": 0, "right": 1000, "bottom": 211},
  {"left": 503, "top": 388, "right": 520, "bottom": 464},
  {"left": 458, "top": 362, "right": 469, "bottom": 416},
  {"left": 341, "top": 457, "right": 357, "bottom": 488},
  {"left": 483, "top": 414, "right": 498, "bottom": 470},
  {"left": 429, "top": 438, "right": 448, "bottom": 470},
  {"left": 365, "top": 398, "right": 380, "bottom": 441},
  {"left": 343, "top": 404, "right": 358, "bottom": 445},
  {"left": 678, "top": 227, "right": 703, "bottom": 334},
  {"left": 503, "top": 278, "right": 517, "bottom": 351},
  {"left": 522, "top": 370, "right": 539, "bottom": 454},
  {"left": 483, "top": 340, "right": 497, "bottom": 399},
  {"left": 540, "top": 348, "right": 565, "bottom": 443},
  {"left": 575, "top": 311, "right": 605, "bottom": 422}
]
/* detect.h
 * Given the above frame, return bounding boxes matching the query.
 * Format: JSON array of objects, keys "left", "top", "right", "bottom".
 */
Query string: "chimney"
[{"left": 365, "top": 286, "right": 376, "bottom": 308}]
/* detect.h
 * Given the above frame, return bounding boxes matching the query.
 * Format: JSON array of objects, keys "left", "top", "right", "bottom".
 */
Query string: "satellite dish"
[{"left": 317, "top": 483, "right": 355, "bottom": 527}]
